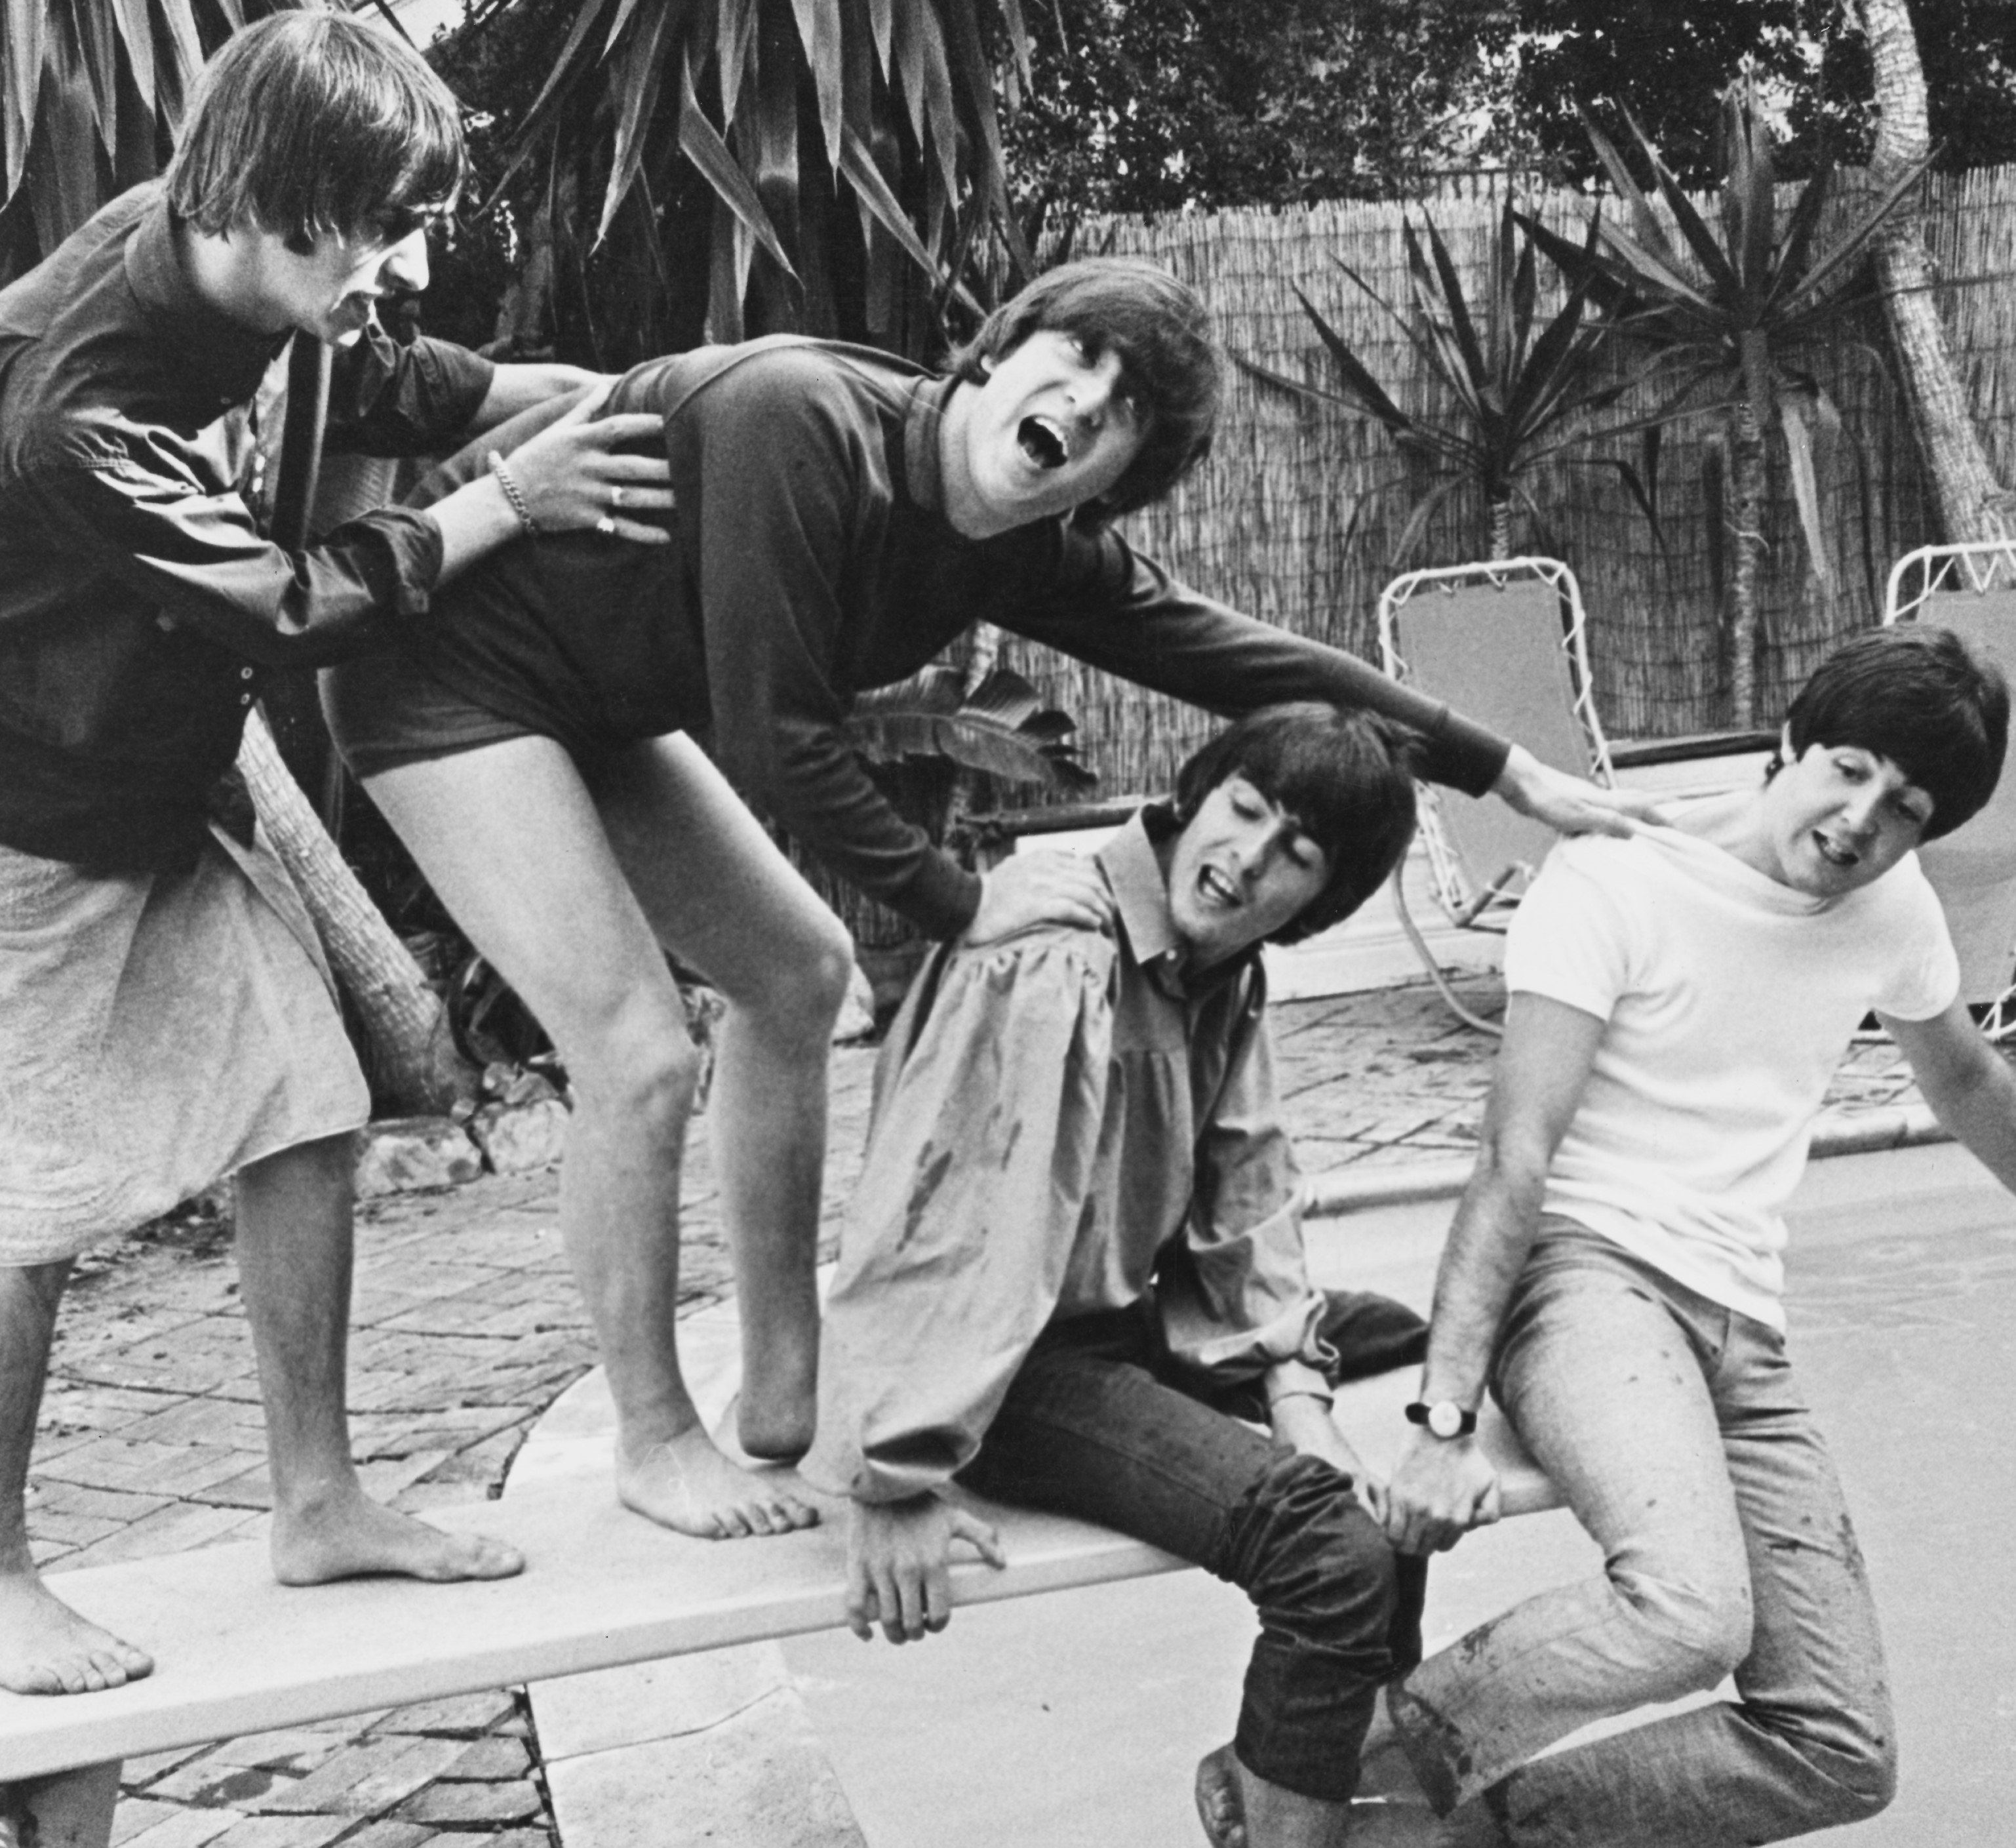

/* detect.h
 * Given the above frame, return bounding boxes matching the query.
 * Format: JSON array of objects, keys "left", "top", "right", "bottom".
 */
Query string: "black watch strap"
[{"left": 1405, "top": 1399, "right": 1479, "bottom": 1439}]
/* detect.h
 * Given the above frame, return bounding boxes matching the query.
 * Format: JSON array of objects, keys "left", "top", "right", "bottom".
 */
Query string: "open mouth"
[
  {"left": 1199, "top": 866, "right": 1240, "bottom": 907},
  {"left": 1813, "top": 832, "right": 1858, "bottom": 869},
  {"left": 1018, "top": 415, "right": 1069, "bottom": 470}
]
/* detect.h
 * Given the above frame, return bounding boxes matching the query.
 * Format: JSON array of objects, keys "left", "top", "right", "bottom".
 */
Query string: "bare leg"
[
  {"left": 0, "top": 1261, "right": 155, "bottom": 1694},
  {"left": 235, "top": 1135, "right": 522, "bottom": 1584},
  {"left": 363, "top": 738, "right": 818, "bottom": 1538},
  {"left": 597, "top": 737, "right": 852, "bottom": 1461}
]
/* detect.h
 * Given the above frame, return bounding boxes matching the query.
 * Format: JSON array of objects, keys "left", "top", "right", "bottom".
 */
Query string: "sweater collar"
[{"left": 901, "top": 371, "right": 960, "bottom": 519}]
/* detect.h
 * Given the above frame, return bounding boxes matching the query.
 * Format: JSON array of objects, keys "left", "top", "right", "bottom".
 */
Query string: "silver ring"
[
  {"left": 594, "top": 515, "right": 618, "bottom": 537},
  {"left": 610, "top": 485, "right": 625, "bottom": 509}
]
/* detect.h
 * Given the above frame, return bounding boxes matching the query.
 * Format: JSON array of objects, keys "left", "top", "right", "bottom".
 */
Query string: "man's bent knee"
[
  {"left": 569, "top": 999, "right": 705, "bottom": 1127},
  {"left": 724, "top": 915, "right": 854, "bottom": 1035},
  {"left": 1224, "top": 1450, "right": 1403, "bottom": 1659}
]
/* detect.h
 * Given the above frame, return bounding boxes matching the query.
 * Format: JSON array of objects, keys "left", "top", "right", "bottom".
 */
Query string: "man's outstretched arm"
[
  {"left": 1383, "top": 993, "right": 1605, "bottom": 1556},
  {"left": 1886, "top": 999, "right": 2016, "bottom": 1188}
]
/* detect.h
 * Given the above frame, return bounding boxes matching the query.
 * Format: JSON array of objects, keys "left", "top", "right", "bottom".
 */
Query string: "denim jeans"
[
  {"left": 957, "top": 1291, "right": 1429, "bottom": 1803},
  {"left": 1393, "top": 1224, "right": 1897, "bottom": 1847}
]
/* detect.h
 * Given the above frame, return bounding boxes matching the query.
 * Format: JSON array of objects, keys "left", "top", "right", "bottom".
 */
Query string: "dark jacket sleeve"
[
  {"left": 16, "top": 423, "right": 444, "bottom": 666},
  {"left": 674, "top": 357, "right": 983, "bottom": 937},
  {"left": 1000, "top": 521, "right": 1511, "bottom": 797}
]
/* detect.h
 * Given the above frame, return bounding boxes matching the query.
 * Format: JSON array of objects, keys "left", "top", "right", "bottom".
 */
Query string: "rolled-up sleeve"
[
  {"left": 20, "top": 445, "right": 444, "bottom": 666},
  {"left": 1155, "top": 979, "right": 1335, "bottom": 1385},
  {"left": 802, "top": 932, "right": 1117, "bottom": 1503}
]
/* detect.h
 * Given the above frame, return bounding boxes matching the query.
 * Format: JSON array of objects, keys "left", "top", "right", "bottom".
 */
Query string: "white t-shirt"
[{"left": 1504, "top": 824, "right": 1958, "bottom": 1330}]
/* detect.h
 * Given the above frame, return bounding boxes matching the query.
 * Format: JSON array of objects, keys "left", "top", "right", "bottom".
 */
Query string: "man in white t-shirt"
[{"left": 1374, "top": 627, "right": 2015, "bottom": 1847}]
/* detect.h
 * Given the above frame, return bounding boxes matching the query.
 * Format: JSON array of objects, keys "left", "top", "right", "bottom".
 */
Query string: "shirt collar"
[
  {"left": 1096, "top": 807, "right": 1258, "bottom": 1001},
  {"left": 123, "top": 184, "right": 288, "bottom": 405},
  {"left": 1099, "top": 809, "right": 1182, "bottom": 967}
]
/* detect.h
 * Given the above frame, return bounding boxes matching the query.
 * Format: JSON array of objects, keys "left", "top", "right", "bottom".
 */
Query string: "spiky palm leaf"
[
  {"left": 471, "top": 0, "right": 1030, "bottom": 365},
  {"left": 1240, "top": 197, "right": 1663, "bottom": 567},
  {"left": 1522, "top": 79, "right": 1933, "bottom": 718},
  {"left": 1523, "top": 86, "right": 1932, "bottom": 595},
  {"left": 0, "top": 0, "right": 287, "bottom": 281}
]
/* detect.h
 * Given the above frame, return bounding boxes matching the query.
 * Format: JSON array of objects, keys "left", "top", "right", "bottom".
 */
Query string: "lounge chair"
[
  {"left": 1376, "top": 557, "right": 1616, "bottom": 1031},
  {"left": 1884, "top": 541, "right": 2016, "bottom": 1035}
]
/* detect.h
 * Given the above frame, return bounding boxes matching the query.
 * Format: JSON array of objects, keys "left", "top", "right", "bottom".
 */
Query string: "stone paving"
[{"left": 20, "top": 979, "right": 1935, "bottom": 1848}]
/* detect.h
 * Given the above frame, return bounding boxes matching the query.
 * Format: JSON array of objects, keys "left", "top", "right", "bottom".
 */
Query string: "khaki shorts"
[{"left": 0, "top": 825, "right": 370, "bottom": 1263}]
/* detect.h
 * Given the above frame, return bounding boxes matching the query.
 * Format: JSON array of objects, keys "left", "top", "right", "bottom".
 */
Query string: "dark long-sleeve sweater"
[{"left": 391, "top": 336, "right": 1511, "bottom": 938}]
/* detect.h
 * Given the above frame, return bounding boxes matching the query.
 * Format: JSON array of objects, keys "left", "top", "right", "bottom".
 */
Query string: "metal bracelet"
[{"left": 487, "top": 452, "right": 539, "bottom": 538}]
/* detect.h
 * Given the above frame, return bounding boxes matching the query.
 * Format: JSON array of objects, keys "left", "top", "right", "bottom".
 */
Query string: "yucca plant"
[
  {"left": 460, "top": 0, "right": 1034, "bottom": 368},
  {"left": 1524, "top": 79, "right": 1935, "bottom": 723},
  {"left": 0, "top": 0, "right": 287, "bottom": 282},
  {"left": 1239, "top": 198, "right": 1663, "bottom": 569}
]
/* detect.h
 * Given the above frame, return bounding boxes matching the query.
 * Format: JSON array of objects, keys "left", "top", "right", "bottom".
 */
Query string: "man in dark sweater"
[{"left": 0, "top": 12, "right": 673, "bottom": 1695}]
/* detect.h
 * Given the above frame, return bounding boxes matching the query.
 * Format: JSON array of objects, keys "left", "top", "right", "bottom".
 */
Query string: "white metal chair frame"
[
  {"left": 1376, "top": 557, "right": 1617, "bottom": 1033},
  {"left": 1886, "top": 538, "right": 2016, "bottom": 623},
  {"left": 1882, "top": 539, "right": 2016, "bottom": 1039},
  {"left": 1377, "top": 557, "right": 1617, "bottom": 925}
]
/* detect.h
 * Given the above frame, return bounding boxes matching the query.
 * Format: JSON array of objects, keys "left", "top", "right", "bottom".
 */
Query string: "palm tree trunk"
[
  {"left": 1728, "top": 403, "right": 1768, "bottom": 727},
  {"left": 238, "top": 708, "right": 477, "bottom": 1115},
  {"left": 1488, "top": 498, "right": 1512, "bottom": 561},
  {"left": 1865, "top": 0, "right": 2015, "bottom": 540}
]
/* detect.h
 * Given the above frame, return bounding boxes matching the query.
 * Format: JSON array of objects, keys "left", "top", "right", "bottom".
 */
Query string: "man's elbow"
[{"left": 1466, "top": 1120, "right": 1555, "bottom": 1209}]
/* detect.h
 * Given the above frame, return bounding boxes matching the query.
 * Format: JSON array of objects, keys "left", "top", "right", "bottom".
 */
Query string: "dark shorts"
[{"left": 321, "top": 648, "right": 543, "bottom": 780}]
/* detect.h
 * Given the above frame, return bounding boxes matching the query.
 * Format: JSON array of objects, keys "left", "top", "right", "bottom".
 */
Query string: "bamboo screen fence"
[
  {"left": 812, "top": 169, "right": 2016, "bottom": 950},
  {"left": 987, "top": 167, "right": 2016, "bottom": 805}
]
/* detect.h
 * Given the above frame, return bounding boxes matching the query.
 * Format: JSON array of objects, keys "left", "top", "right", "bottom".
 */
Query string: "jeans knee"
[
  {"left": 1613, "top": 1565, "right": 1752, "bottom": 1695},
  {"left": 1836, "top": 1729, "right": 1899, "bottom": 1818},
  {"left": 1800, "top": 1689, "right": 1899, "bottom": 1822},
  {"left": 1225, "top": 1451, "right": 1399, "bottom": 1658}
]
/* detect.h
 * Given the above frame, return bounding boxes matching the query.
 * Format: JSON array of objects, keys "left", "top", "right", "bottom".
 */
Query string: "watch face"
[{"left": 1428, "top": 1401, "right": 1464, "bottom": 1439}]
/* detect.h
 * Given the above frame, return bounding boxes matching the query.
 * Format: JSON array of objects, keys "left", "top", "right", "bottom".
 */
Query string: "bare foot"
[
  {"left": 735, "top": 1351, "right": 818, "bottom": 1463},
  {"left": 1195, "top": 1742, "right": 1246, "bottom": 1848},
  {"left": 0, "top": 1567, "right": 153, "bottom": 1695},
  {"left": 270, "top": 1491, "right": 523, "bottom": 1586},
  {"left": 618, "top": 1424, "right": 819, "bottom": 1539}
]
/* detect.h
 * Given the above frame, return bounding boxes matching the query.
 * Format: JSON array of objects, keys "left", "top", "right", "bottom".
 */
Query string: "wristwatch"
[{"left": 1405, "top": 1399, "right": 1478, "bottom": 1440}]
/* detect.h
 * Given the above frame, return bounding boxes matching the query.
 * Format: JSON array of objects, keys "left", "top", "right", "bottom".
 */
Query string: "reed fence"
[
  {"left": 812, "top": 167, "right": 2016, "bottom": 950},
  {"left": 986, "top": 167, "right": 2016, "bottom": 804}
]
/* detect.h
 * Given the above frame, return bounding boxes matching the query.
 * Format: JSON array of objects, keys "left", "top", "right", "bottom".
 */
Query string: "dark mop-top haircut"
[
  {"left": 1779, "top": 626, "right": 2009, "bottom": 840},
  {"left": 1169, "top": 704, "right": 1423, "bottom": 944},
  {"left": 946, "top": 257, "right": 1221, "bottom": 519},
  {"left": 165, "top": 11, "right": 467, "bottom": 253}
]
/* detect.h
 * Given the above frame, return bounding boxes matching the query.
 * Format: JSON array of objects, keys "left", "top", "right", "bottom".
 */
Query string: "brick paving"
[{"left": 22, "top": 982, "right": 1936, "bottom": 1845}]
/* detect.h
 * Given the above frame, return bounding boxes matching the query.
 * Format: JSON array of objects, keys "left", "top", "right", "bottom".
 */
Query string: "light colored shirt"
[
  {"left": 1505, "top": 824, "right": 1958, "bottom": 1329},
  {"left": 802, "top": 810, "right": 1334, "bottom": 1504}
]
